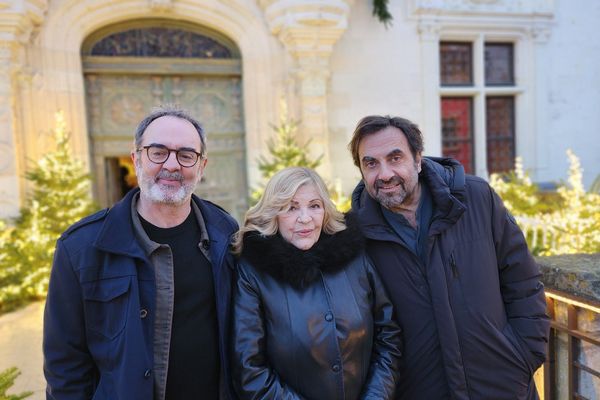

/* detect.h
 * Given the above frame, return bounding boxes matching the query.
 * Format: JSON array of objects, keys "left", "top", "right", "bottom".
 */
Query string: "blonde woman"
[{"left": 231, "top": 167, "right": 401, "bottom": 400}]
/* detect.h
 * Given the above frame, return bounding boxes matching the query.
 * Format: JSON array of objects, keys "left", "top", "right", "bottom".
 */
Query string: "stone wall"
[
  {"left": 538, "top": 253, "right": 600, "bottom": 303},
  {"left": 537, "top": 253, "right": 600, "bottom": 400}
]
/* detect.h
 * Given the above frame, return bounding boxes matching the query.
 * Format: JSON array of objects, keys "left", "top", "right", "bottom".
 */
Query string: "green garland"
[{"left": 373, "top": 0, "right": 393, "bottom": 27}]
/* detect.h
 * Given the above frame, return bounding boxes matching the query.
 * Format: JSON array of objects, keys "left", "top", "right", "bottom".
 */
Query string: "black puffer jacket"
[
  {"left": 352, "top": 157, "right": 549, "bottom": 400},
  {"left": 231, "top": 219, "right": 402, "bottom": 400}
]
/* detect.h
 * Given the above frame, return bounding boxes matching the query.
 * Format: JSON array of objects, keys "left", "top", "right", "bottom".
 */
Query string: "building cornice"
[
  {"left": 410, "top": 0, "right": 554, "bottom": 18},
  {"left": 0, "top": 0, "right": 48, "bottom": 44}
]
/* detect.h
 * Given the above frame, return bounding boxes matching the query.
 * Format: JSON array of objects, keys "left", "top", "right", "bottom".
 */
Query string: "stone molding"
[
  {"left": 410, "top": 0, "right": 554, "bottom": 16},
  {"left": 0, "top": 0, "right": 48, "bottom": 43},
  {"left": 259, "top": 0, "right": 352, "bottom": 76},
  {"left": 411, "top": 0, "right": 554, "bottom": 43},
  {"left": 147, "top": 0, "right": 174, "bottom": 12}
]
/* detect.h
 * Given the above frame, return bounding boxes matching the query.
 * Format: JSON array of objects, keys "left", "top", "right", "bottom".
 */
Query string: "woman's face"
[{"left": 277, "top": 184, "right": 325, "bottom": 250}]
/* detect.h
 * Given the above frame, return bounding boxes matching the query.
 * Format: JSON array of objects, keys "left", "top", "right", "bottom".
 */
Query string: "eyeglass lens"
[{"left": 146, "top": 145, "right": 199, "bottom": 167}]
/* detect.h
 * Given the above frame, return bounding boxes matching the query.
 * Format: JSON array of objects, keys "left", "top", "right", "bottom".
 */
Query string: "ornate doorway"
[{"left": 82, "top": 20, "right": 247, "bottom": 220}]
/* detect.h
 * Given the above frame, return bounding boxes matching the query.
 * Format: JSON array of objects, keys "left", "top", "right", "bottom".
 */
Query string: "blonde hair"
[{"left": 233, "top": 167, "right": 346, "bottom": 254}]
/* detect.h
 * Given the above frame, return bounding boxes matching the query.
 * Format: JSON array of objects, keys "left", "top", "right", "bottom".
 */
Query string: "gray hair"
[{"left": 134, "top": 105, "right": 206, "bottom": 157}]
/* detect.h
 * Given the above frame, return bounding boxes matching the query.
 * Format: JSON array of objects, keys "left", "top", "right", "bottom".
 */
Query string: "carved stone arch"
[
  {"left": 27, "top": 0, "right": 282, "bottom": 216},
  {"left": 81, "top": 18, "right": 249, "bottom": 219},
  {"left": 80, "top": 19, "right": 241, "bottom": 58}
]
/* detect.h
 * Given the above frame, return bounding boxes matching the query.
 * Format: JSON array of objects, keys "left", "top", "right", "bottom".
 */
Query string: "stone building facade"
[{"left": 1, "top": 0, "right": 599, "bottom": 220}]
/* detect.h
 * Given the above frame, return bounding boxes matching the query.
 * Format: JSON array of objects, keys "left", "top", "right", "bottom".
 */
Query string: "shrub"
[{"left": 490, "top": 150, "right": 600, "bottom": 255}]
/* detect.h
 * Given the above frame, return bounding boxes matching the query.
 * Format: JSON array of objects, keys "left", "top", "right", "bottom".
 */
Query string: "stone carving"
[
  {"left": 109, "top": 94, "right": 146, "bottom": 125},
  {"left": 259, "top": 1, "right": 353, "bottom": 174},
  {"left": 0, "top": 0, "right": 48, "bottom": 43}
]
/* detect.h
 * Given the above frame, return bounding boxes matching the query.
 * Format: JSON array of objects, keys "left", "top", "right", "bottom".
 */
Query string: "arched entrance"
[{"left": 81, "top": 19, "right": 247, "bottom": 220}]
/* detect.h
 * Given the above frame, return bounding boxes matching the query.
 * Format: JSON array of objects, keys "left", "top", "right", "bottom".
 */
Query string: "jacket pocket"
[
  {"left": 82, "top": 276, "right": 132, "bottom": 340},
  {"left": 502, "top": 323, "right": 533, "bottom": 375}
]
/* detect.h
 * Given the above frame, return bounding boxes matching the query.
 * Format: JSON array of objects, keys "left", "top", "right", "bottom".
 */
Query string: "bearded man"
[
  {"left": 349, "top": 115, "right": 549, "bottom": 399},
  {"left": 43, "top": 107, "right": 238, "bottom": 400}
]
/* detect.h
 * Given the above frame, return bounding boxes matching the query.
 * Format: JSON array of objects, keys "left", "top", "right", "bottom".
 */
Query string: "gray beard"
[
  {"left": 136, "top": 166, "right": 198, "bottom": 206},
  {"left": 376, "top": 190, "right": 408, "bottom": 211}
]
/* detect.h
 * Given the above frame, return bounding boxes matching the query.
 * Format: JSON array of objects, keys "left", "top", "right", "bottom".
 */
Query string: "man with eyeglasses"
[{"left": 43, "top": 106, "right": 238, "bottom": 400}]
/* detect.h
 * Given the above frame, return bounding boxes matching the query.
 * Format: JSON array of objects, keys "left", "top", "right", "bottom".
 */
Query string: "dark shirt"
[
  {"left": 380, "top": 183, "right": 450, "bottom": 399},
  {"left": 140, "top": 211, "right": 219, "bottom": 400},
  {"left": 381, "top": 183, "right": 433, "bottom": 266}
]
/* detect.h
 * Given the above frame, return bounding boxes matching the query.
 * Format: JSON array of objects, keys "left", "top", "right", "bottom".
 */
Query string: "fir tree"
[
  {"left": 257, "top": 104, "right": 322, "bottom": 180},
  {"left": 0, "top": 112, "right": 97, "bottom": 313},
  {"left": 0, "top": 367, "right": 32, "bottom": 400},
  {"left": 250, "top": 103, "right": 322, "bottom": 204},
  {"left": 250, "top": 102, "right": 352, "bottom": 211}
]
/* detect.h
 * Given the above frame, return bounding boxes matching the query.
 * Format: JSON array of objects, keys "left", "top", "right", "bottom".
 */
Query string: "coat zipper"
[{"left": 450, "top": 253, "right": 459, "bottom": 278}]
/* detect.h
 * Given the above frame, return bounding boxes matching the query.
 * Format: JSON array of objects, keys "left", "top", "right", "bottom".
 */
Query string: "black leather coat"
[{"left": 231, "top": 220, "right": 402, "bottom": 400}]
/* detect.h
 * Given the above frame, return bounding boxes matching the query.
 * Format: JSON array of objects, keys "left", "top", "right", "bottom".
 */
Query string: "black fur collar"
[{"left": 240, "top": 215, "right": 364, "bottom": 288}]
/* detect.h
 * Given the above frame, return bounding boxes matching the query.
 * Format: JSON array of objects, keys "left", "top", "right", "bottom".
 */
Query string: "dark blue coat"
[
  {"left": 43, "top": 189, "right": 238, "bottom": 400},
  {"left": 351, "top": 157, "right": 549, "bottom": 400}
]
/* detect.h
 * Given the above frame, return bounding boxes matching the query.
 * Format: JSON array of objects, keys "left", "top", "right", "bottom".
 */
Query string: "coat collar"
[
  {"left": 94, "top": 188, "right": 237, "bottom": 262},
  {"left": 240, "top": 216, "right": 364, "bottom": 288}
]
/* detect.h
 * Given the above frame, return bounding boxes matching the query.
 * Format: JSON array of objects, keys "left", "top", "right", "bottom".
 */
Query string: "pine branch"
[
  {"left": 373, "top": 0, "right": 393, "bottom": 27},
  {"left": 0, "top": 367, "right": 32, "bottom": 400}
]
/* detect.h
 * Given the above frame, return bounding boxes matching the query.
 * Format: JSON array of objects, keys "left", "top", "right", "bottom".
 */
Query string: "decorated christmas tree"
[
  {"left": 490, "top": 150, "right": 600, "bottom": 256},
  {"left": 0, "top": 112, "right": 97, "bottom": 313},
  {"left": 544, "top": 150, "right": 600, "bottom": 255}
]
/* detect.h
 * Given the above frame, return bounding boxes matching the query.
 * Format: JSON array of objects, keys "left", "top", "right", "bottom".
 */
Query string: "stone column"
[
  {"left": 0, "top": 40, "right": 21, "bottom": 217},
  {"left": 259, "top": 0, "right": 353, "bottom": 177},
  {"left": 0, "top": 0, "right": 48, "bottom": 218}
]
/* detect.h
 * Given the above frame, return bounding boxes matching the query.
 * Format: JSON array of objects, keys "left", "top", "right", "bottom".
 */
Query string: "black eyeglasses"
[{"left": 137, "top": 144, "right": 203, "bottom": 168}]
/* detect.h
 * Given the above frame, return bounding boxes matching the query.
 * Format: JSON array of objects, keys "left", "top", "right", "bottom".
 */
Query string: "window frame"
[{"left": 435, "top": 32, "right": 527, "bottom": 178}]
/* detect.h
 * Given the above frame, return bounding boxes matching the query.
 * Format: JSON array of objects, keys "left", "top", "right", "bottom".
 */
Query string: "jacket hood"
[{"left": 239, "top": 215, "right": 364, "bottom": 288}]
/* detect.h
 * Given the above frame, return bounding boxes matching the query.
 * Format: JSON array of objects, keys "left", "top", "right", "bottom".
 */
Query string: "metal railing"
[{"left": 543, "top": 289, "right": 600, "bottom": 400}]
